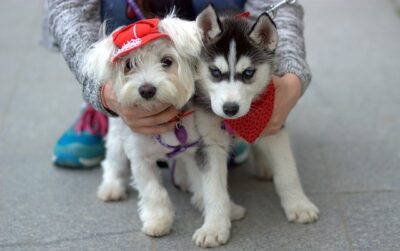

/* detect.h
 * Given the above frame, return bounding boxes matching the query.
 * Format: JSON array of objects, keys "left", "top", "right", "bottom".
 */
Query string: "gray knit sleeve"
[
  {"left": 46, "top": 0, "right": 115, "bottom": 116},
  {"left": 244, "top": 0, "right": 311, "bottom": 95}
]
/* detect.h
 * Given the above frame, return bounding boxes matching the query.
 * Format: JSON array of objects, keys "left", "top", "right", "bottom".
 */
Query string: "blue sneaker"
[
  {"left": 231, "top": 138, "right": 250, "bottom": 165},
  {"left": 53, "top": 105, "right": 108, "bottom": 169}
]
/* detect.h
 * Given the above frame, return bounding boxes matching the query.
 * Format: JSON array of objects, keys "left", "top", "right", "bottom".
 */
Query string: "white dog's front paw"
[
  {"left": 230, "top": 202, "right": 246, "bottom": 221},
  {"left": 140, "top": 204, "right": 174, "bottom": 237},
  {"left": 97, "top": 180, "right": 127, "bottom": 201},
  {"left": 192, "top": 224, "right": 230, "bottom": 248},
  {"left": 282, "top": 197, "right": 319, "bottom": 223},
  {"left": 142, "top": 215, "right": 173, "bottom": 237}
]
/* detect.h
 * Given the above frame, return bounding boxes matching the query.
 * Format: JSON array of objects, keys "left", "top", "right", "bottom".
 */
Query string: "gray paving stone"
[
  {"left": 2, "top": 0, "right": 400, "bottom": 250},
  {"left": 0, "top": 0, "right": 42, "bottom": 124},
  {"left": 155, "top": 190, "right": 350, "bottom": 251},
  {"left": 291, "top": 0, "right": 400, "bottom": 144},
  {"left": 339, "top": 192, "right": 400, "bottom": 251},
  {"left": 321, "top": 140, "right": 400, "bottom": 193},
  {"left": 0, "top": 232, "right": 151, "bottom": 251},
  {"left": 0, "top": 49, "right": 82, "bottom": 155},
  {"left": 0, "top": 153, "right": 141, "bottom": 246}
]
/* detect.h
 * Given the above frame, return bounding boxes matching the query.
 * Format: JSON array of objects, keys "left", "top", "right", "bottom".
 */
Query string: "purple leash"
[
  {"left": 126, "top": 0, "right": 145, "bottom": 20},
  {"left": 154, "top": 123, "right": 202, "bottom": 188}
]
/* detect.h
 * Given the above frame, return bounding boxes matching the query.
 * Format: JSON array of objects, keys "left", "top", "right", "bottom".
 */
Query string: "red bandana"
[
  {"left": 111, "top": 18, "right": 169, "bottom": 63},
  {"left": 224, "top": 81, "right": 275, "bottom": 143}
]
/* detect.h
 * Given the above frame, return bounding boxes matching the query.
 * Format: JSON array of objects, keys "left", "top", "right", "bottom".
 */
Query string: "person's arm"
[
  {"left": 47, "top": 0, "right": 179, "bottom": 134},
  {"left": 46, "top": 0, "right": 115, "bottom": 116},
  {"left": 244, "top": 1, "right": 311, "bottom": 135},
  {"left": 245, "top": 0, "right": 311, "bottom": 95}
]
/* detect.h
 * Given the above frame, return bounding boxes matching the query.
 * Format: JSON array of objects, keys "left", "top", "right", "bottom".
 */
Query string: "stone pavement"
[{"left": 0, "top": 0, "right": 399, "bottom": 250}]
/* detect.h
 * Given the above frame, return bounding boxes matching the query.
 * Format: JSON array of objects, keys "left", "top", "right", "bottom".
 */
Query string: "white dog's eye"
[
  {"left": 242, "top": 67, "right": 256, "bottom": 80},
  {"left": 124, "top": 58, "right": 133, "bottom": 74},
  {"left": 161, "top": 56, "right": 173, "bottom": 68}
]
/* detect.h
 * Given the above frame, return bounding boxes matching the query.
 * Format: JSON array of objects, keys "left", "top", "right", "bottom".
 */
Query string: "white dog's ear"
[
  {"left": 196, "top": 4, "right": 222, "bottom": 41},
  {"left": 248, "top": 13, "right": 278, "bottom": 51},
  {"left": 83, "top": 35, "right": 117, "bottom": 81},
  {"left": 159, "top": 15, "right": 202, "bottom": 59}
]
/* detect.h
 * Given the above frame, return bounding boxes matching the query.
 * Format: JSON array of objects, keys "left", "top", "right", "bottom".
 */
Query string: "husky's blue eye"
[
  {"left": 242, "top": 68, "right": 256, "bottom": 80},
  {"left": 209, "top": 67, "right": 222, "bottom": 79}
]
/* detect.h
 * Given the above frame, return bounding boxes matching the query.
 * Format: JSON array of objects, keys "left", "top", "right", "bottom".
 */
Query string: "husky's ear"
[
  {"left": 196, "top": 4, "right": 222, "bottom": 41},
  {"left": 82, "top": 35, "right": 117, "bottom": 81},
  {"left": 249, "top": 13, "right": 278, "bottom": 51}
]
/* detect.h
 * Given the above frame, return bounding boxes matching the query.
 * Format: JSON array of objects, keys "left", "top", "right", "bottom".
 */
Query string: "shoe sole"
[
  {"left": 52, "top": 155, "right": 103, "bottom": 169},
  {"left": 233, "top": 145, "right": 250, "bottom": 165}
]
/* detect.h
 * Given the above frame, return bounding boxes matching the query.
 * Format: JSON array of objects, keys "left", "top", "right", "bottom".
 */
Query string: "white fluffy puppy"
[{"left": 83, "top": 16, "right": 244, "bottom": 248}]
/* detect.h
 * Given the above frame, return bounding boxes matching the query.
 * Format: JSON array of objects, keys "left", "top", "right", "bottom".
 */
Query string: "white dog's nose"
[
  {"left": 139, "top": 84, "right": 156, "bottom": 99},
  {"left": 223, "top": 102, "right": 239, "bottom": 117}
]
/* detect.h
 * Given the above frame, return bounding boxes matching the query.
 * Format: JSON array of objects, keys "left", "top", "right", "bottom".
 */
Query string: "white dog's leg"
[
  {"left": 130, "top": 158, "right": 174, "bottom": 237},
  {"left": 192, "top": 146, "right": 231, "bottom": 248},
  {"left": 256, "top": 128, "right": 319, "bottom": 223},
  {"left": 97, "top": 126, "right": 130, "bottom": 201}
]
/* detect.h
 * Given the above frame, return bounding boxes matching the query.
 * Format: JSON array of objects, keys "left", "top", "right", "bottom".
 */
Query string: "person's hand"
[
  {"left": 261, "top": 73, "right": 302, "bottom": 136},
  {"left": 101, "top": 82, "right": 179, "bottom": 135}
]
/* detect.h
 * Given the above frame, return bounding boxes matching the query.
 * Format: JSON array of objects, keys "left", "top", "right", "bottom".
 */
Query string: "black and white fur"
[
  {"left": 83, "top": 15, "right": 244, "bottom": 248},
  {"left": 193, "top": 5, "right": 319, "bottom": 224}
]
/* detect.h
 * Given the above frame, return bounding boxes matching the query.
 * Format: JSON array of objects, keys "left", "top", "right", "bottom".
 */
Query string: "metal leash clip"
[{"left": 265, "top": 0, "right": 297, "bottom": 18}]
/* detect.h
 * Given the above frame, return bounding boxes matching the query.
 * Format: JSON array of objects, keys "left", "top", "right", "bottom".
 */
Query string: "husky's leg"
[
  {"left": 256, "top": 128, "right": 319, "bottom": 223},
  {"left": 181, "top": 155, "right": 246, "bottom": 221},
  {"left": 192, "top": 146, "right": 232, "bottom": 248}
]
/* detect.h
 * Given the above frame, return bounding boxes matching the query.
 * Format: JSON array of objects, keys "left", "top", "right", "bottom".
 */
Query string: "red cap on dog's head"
[{"left": 111, "top": 18, "right": 169, "bottom": 63}]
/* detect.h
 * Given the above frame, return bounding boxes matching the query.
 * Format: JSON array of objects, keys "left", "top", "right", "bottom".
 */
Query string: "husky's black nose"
[
  {"left": 139, "top": 84, "right": 156, "bottom": 99},
  {"left": 223, "top": 102, "right": 239, "bottom": 117}
]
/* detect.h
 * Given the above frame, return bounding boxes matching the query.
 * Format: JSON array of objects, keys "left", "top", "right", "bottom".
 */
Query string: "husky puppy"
[
  {"left": 194, "top": 5, "right": 319, "bottom": 224},
  {"left": 83, "top": 15, "right": 244, "bottom": 248}
]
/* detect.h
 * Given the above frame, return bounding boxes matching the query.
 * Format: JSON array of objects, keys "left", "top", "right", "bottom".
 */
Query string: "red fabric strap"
[{"left": 224, "top": 81, "right": 275, "bottom": 143}]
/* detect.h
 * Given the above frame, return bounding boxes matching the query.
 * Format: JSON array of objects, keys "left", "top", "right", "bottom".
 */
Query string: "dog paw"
[
  {"left": 173, "top": 163, "right": 190, "bottom": 192},
  {"left": 141, "top": 205, "right": 174, "bottom": 237},
  {"left": 142, "top": 219, "right": 172, "bottom": 237},
  {"left": 230, "top": 202, "right": 246, "bottom": 221},
  {"left": 192, "top": 224, "right": 230, "bottom": 248},
  {"left": 254, "top": 163, "right": 273, "bottom": 181},
  {"left": 97, "top": 181, "right": 127, "bottom": 201},
  {"left": 282, "top": 197, "right": 319, "bottom": 223}
]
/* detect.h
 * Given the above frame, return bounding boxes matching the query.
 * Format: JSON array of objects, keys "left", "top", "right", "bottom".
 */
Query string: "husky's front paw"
[
  {"left": 97, "top": 180, "right": 127, "bottom": 201},
  {"left": 282, "top": 197, "right": 319, "bottom": 223},
  {"left": 173, "top": 162, "right": 189, "bottom": 191},
  {"left": 254, "top": 162, "right": 273, "bottom": 181},
  {"left": 192, "top": 224, "right": 230, "bottom": 248},
  {"left": 230, "top": 202, "right": 246, "bottom": 221}
]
